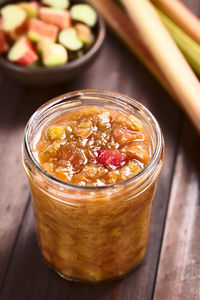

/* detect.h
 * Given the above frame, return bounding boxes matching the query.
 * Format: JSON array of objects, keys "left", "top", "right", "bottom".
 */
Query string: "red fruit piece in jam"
[{"left": 97, "top": 150, "right": 126, "bottom": 168}]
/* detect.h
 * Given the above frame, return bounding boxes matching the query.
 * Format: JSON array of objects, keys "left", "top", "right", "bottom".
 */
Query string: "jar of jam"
[{"left": 22, "top": 90, "right": 164, "bottom": 282}]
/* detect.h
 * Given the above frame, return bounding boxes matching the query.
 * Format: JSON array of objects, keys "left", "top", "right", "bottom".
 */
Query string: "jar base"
[{"left": 42, "top": 254, "right": 146, "bottom": 284}]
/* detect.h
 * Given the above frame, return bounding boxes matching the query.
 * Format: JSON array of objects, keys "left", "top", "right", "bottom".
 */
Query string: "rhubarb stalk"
[
  {"left": 121, "top": 0, "right": 200, "bottom": 133},
  {"left": 157, "top": 8, "right": 200, "bottom": 76},
  {"left": 152, "top": 0, "right": 200, "bottom": 45},
  {"left": 87, "top": 0, "right": 173, "bottom": 94}
]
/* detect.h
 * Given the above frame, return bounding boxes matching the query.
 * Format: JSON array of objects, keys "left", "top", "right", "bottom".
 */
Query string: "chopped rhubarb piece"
[
  {"left": 125, "top": 141, "right": 150, "bottom": 165},
  {"left": 39, "top": 7, "right": 71, "bottom": 29},
  {"left": 113, "top": 127, "right": 144, "bottom": 145},
  {"left": 1, "top": 4, "right": 28, "bottom": 40},
  {"left": 48, "top": 126, "right": 66, "bottom": 140},
  {"left": 42, "top": 0, "right": 69, "bottom": 10},
  {"left": 57, "top": 144, "right": 86, "bottom": 172},
  {"left": 8, "top": 36, "right": 38, "bottom": 66},
  {"left": 0, "top": 30, "right": 9, "bottom": 53},
  {"left": 70, "top": 4, "right": 97, "bottom": 27},
  {"left": 19, "top": 2, "right": 39, "bottom": 19},
  {"left": 97, "top": 150, "right": 126, "bottom": 169},
  {"left": 74, "top": 23, "right": 92, "bottom": 44},
  {"left": 31, "top": 1, "right": 41, "bottom": 6},
  {"left": 37, "top": 37, "right": 52, "bottom": 53},
  {"left": 27, "top": 18, "right": 58, "bottom": 42},
  {"left": 42, "top": 42, "right": 68, "bottom": 67},
  {"left": 59, "top": 28, "right": 83, "bottom": 51}
]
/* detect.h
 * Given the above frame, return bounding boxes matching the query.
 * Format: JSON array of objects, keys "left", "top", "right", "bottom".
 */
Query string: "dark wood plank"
[
  {"left": 0, "top": 28, "right": 180, "bottom": 300},
  {"left": 0, "top": 77, "right": 27, "bottom": 284},
  {"left": 0, "top": 79, "right": 75, "bottom": 289},
  {"left": 153, "top": 119, "right": 200, "bottom": 300}
]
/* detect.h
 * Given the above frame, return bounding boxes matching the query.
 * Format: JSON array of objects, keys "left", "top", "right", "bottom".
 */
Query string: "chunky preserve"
[
  {"left": 35, "top": 106, "right": 152, "bottom": 186},
  {"left": 23, "top": 91, "right": 164, "bottom": 282}
]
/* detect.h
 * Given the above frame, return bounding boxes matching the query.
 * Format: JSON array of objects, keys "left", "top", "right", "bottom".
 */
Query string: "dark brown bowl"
[{"left": 0, "top": 1, "right": 106, "bottom": 85}]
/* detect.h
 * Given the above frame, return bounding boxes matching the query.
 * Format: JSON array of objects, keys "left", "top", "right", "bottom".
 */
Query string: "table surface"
[{"left": 0, "top": 1, "right": 200, "bottom": 299}]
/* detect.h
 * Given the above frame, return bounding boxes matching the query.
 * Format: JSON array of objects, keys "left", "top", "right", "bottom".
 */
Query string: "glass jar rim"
[{"left": 23, "top": 89, "right": 164, "bottom": 192}]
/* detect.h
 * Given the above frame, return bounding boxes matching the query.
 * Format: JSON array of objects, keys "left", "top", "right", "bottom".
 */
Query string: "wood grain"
[
  {"left": 0, "top": 78, "right": 28, "bottom": 285},
  {"left": 0, "top": 81, "right": 72, "bottom": 290},
  {"left": 152, "top": 0, "right": 200, "bottom": 44},
  {"left": 153, "top": 120, "right": 200, "bottom": 300}
]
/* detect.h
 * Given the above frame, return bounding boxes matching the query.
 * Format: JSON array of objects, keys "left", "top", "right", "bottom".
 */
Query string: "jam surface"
[{"left": 35, "top": 106, "right": 152, "bottom": 186}]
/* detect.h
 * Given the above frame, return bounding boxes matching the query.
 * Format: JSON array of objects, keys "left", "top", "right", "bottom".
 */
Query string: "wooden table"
[{"left": 0, "top": 1, "right": 200, "bottom": 299}]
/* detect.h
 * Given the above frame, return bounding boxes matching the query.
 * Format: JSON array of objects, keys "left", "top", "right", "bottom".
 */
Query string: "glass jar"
[{"left": 22, "top": 90, "right": 164, "bottom": 283}]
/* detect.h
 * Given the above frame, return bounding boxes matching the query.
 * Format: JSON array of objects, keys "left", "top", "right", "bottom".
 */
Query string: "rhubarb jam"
[
  {"left": 35, "top": 106, "right": 152, "bottom": 186},
  {"left": 23, "top": 90, "right": 164, "bottom": 282}
]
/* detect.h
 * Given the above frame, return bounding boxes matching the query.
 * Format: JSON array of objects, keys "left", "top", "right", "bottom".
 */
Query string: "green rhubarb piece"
[
  {"left": 42, "top": 43, "right": 68, "bottom": 67},
  {"left": 156, "top": 8, "right": 200, "bottom": 76},
  {"left": 27, "top": 31, "right": 41, "bottom": 43},
  {"left": 28, "top": 60, "right": 41, "bottom": 67},
  {"left": 19, "top": 2, "right": 38, "bottom": 19},
  {"left": 59, "top": 28, "right": 83, "bottom": 51},
  {"left": 42, "top": 0, "right": 69, "bottom": 10},
  {"left": 70, "top": 4, "right": 97, "bottom": 27}
]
